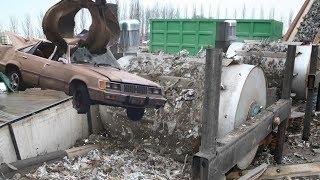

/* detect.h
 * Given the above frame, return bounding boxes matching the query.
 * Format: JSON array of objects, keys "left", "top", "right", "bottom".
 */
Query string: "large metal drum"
[
  {"left": 219, "top": 64, "right": 267, "bottom": 169},
  {"left": 227, "top": 42, "right": 314, "bottom": 99}
]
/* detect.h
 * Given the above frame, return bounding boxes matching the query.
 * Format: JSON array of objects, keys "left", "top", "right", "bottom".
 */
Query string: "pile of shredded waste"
[
  {"left": 15, "top": 135, "right": 190, "bottom": 180},
  {"left": 241, "top": 41, "right": 287, "bottom": 53},
  {"left": 233, "top": 42, "right": 288, "bottom": 95},
  {"left": 101, "top": 51, "right": 206, "bottom": 161},
  {"left": 294, "top": 0, "right": 320, "bottom": 43}
]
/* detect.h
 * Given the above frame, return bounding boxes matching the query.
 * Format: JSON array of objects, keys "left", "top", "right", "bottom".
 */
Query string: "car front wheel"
[
  {"left": 7, "top": 69, "right": 25, "bottom": 91},
  {"left": 72, "top": 83, "right": 90, "bottom": 114},
  {"left": 126, "top": 107, "right": 145, "bottom": 121}
]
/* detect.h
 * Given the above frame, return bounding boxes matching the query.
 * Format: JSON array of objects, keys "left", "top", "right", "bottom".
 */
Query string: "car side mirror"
[{"left": 58, "top": 58, "right": 68, "bottom": 64}]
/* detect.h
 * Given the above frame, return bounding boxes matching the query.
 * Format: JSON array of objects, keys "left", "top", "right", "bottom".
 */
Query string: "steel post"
[
  {"left": 316, "top": 83, "right": 320, "bottom": 111},
  {"left": 199, "top": 48, "right": 222, "bottom": 152},
  {"left": 192, "top": 48, "right": 222, "bottom": 179},
  {"left": 303, "top": 45, "right": 319, "bottom": 141},
  {"left": 275, "top": 45, "right": 296, "bottom": 164}
]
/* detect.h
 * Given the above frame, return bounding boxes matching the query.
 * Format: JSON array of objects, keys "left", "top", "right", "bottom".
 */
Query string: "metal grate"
[{"left": 123, "top": 84, "right": 147, "bottom": 94}]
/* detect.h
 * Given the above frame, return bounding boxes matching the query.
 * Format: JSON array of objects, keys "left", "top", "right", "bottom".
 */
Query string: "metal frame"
[
  {"left": 192, "top": 46, "right": 296, "bottom": 179},
  {"left": 303, "top": 45, "right": 319, "bottom": 141}
]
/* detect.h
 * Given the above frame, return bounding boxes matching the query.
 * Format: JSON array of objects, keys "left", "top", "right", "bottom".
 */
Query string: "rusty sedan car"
[{"left": 0, "top": 40, "right": 166, "bottom": 120}]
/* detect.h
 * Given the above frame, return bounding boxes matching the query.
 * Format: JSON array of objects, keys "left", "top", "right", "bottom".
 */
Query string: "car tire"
[
  {"left": 72, "top": 83, "right": 90, "bottom": 114},
  {"left": 126, "top": 107, "right": 145, "bottom": 121},
  {"left": 6, "top": 69, "right": 25, "bottom": 91}
]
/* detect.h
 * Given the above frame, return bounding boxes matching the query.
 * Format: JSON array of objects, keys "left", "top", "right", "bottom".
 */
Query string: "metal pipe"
[
  {"left": 303, "top": 45, "right": 319, "bottom": 141},
  {"left": 200, "top": 48, "right": 222, "bottom": 152},
  {"left": 275, "top": 45, "right": 296, "bottom": 164}
]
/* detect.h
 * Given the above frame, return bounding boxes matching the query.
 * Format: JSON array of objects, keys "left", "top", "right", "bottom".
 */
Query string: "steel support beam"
[
  {"left": 316, "top": 82, "right": 320, "bottom": 111},
  {"left": 199, "top": 48, "right": 222, "bottom": 153},
  {"left": 275, "top": 45, "right": 296, "bottom": 164},
  {"left": 192, "top": 48, "right": 222, "bottom": 179},
  {"left": 303, "top": 45, "right": 319, "bottom": 141}
]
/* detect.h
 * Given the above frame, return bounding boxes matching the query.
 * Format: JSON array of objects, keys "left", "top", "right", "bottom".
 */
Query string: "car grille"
[{"left": 123, "top": 84, "right": 148, "bottom": 94}]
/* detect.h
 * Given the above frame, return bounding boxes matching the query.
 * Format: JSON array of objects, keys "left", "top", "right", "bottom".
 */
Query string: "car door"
[
  {"left": 39, "top": 46, "right": 72, "bottom": 92},
  {"left": 15, "top": 43, "right": 48, "bottom": 87}
]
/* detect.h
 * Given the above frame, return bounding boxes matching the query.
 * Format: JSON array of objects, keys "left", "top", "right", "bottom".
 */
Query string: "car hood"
[{"left": 88, "top": 66, "right": 160, "bottom": 87}]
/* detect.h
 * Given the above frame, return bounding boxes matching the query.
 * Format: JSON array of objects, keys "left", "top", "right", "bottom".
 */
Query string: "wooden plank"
[
  {"left": 66, "top": 144, "right": 101, "bottom": 160},
  {"left": 238, "top": 163, "right": 268, "bottom": 180},
  {"left": 227, "top": 162, "right": 320, "bottom": 179},
  {"left": 261, "top": 162, "right": 320, "bottom": 179}
]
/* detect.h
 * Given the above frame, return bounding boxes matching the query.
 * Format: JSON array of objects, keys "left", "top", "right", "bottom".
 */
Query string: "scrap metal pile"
[
  {"left": 100, "top": 52, "right": 206, "bottom": 161},
  {"left": 294, "top": 0, "right": 320, "bottom": 43}
]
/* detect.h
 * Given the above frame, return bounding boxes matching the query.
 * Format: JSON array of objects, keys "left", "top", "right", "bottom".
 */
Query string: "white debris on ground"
[{"left": 17, "top": 136, "right": 190, "bottom": 180}]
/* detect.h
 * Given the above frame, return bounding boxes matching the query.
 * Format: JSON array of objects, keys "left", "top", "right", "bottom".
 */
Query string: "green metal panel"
[
  {"left": 236, "top": 20, "right": 283, "bottom": 41},
  {"left": 150, "top": 19, "right": 283, "bottom": 55}
]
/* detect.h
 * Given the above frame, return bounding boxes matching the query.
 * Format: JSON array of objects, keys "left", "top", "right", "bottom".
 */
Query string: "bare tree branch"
[
  {"left": 233, "top": 9, "right": 237, "bottom": 19},
  {"left": 216, "top": 5, "right": 220, "bottom": 19},
  {"left": 36, "top": 11, "right": 45, "bottom": 38},
  {"left": 269, "top": 7, "right": 275, "bottom": 19},
  {"left": 242, "top": 4, "right": 246, "bottom": 18},
  {"left": 9, "top": 16, "right": 18, "bottom": 34},
  {"left": 288, "top": 10, "right": 294, "bottom": 25},
  {"left": 21, "top": 14, "right": 33, "bottom": 38},
  {"left": 260, "top": 5, "right": 264, "bottom": 19}
]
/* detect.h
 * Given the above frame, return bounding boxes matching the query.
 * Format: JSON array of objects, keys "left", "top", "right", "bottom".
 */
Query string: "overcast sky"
[{"left": 0, "top": 0, "right": 304, "bottom": 34}]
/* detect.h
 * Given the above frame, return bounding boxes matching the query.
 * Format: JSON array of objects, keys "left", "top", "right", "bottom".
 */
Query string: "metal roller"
[
  {"left": 219, "top": 64, "right": 267, "bottom": 169},
  {"left": 226, "top": 42, "right": 315, "bottom": 99}
]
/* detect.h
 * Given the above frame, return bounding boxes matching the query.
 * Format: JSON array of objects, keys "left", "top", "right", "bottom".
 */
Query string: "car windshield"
[{"left": 70, "top": 47, "right": 121, "bottom": 69}]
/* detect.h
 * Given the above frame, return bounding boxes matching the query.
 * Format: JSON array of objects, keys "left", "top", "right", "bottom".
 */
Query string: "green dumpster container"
[
  {"left": 149, "top": 19, "right": 283, "bottom": 55},
  {"left": 236, "top": 19, "right": 283, "bottom": 41}
]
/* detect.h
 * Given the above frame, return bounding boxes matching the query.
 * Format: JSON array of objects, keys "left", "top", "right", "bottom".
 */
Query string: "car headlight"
[
  {"left": 109, "top": 83, "right": 122, "bottom": 91},
  {"left": 148, "top": 87, "right": 162, "bottom": 95},
  {"left": 98, "top": 80, "right": 121, "bottom": 91}
]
